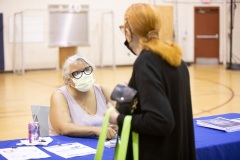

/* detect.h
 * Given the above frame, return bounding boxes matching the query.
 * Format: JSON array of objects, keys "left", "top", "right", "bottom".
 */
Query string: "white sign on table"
[
  {"left": 43, "top": 142, "right": 96, "bottom": 159},
  {"left": 0, "top": 146, "right": 51, "bottom": 160}
]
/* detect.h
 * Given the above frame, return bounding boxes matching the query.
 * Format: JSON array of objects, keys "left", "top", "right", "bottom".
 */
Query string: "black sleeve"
[{"left": 130, "top": 53, "right": 175, "bottom": 136}]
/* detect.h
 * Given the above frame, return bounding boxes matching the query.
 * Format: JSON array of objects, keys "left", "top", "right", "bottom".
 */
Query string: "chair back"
[{"left": 31, "top": 105, "right": 50, "bottom": 137}]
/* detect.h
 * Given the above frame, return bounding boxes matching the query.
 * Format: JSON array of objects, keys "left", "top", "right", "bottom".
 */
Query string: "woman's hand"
[
  {"left": 95, "top": 123, "right": 117, "bottom": 140},
  {"left": 109, "top": 107, "right": 120, "bottom": 125},
  {"left": 121, "top": 81, "right": 128, "bottom": 86},
  {"left": 107, "top": 103, "right": 120, "bottom": 125},
  {"left": 106, "top": 126, "right": 117, "bottom": 140},
  {"left": 109, "top": 124, "right": 118, "bottom": 131}
]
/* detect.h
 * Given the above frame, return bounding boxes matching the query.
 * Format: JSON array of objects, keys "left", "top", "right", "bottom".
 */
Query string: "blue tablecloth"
[
  {"left": 194, "top": 113, "right": 240, "bottom": 160},
  {"left": 0, "top": 113, "right": 240, "bottom": 160}
]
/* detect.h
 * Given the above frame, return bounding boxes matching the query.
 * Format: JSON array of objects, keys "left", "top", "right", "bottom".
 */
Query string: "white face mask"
[{"left": 71, "top": 74, "right": 95, "bottom": 92}]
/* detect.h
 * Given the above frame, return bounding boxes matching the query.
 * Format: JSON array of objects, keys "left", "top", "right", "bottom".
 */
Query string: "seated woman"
[{"left": 48, "top": 54, "right": 117, "bottom": 139}]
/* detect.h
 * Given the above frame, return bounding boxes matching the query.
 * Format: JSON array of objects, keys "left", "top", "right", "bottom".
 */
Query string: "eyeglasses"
[
  {"left": 119, "top": 25, "right": 125, "bottom": 33},
  {"left": 71, "top": 66, "right": 93, "bottom": 79},
  {"left": 119, "top": 19, "right": 132, "bottom": 34}
]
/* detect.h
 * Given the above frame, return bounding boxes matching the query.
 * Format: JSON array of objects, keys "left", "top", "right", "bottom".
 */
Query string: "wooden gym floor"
[{"left": 0, "top": 64, "right": 240, "bottom": 140}]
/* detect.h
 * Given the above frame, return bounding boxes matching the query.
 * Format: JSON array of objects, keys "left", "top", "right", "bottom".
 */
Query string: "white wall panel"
[{"left": 0, "top": 0, "right": 239, "bottom": 71}]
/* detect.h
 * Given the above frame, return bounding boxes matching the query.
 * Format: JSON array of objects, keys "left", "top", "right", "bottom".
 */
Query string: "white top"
[{"left": 48, "top": 84, "right": 108, "bottom": 136}]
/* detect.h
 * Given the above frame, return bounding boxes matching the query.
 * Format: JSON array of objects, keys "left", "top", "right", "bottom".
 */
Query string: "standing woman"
[
  {"left": 109, "top": 3, "right": 196, "bottom": 160},
  {"left": 49, "top": 54, "right": 117, "bottom": 140}
]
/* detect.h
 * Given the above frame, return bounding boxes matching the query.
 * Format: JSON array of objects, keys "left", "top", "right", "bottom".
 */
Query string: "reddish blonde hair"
[
  {"left": 124, "top": 3, "right": 182, "bottom": 67},
  {"left": 125, "top": 3, "right": 161, "bottom": 42}
]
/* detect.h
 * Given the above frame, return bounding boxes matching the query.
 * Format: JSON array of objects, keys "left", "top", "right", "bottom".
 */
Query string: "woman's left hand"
[
  {"left": 109, "top": 123, "right": 118, "bottom": 131},
  {"left": 107, "top": 103, "right": 119, "bottom": 125},
  {"left": 108, "top": 106, "right": 120, "bottom": 125}
]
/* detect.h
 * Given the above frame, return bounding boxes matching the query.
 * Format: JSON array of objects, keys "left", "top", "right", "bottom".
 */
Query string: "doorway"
[{"left": 194, "top": 7, "right": 219, "bottom": 64}]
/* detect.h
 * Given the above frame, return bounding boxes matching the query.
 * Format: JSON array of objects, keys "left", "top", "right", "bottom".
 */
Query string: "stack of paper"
[{"left": 197, "top": 117, "right": 240, "bottom": 132}]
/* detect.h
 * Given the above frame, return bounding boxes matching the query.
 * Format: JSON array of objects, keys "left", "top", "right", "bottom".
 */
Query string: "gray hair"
[{"left": 62, "top": 54, "right": 95, "bottom": 84}]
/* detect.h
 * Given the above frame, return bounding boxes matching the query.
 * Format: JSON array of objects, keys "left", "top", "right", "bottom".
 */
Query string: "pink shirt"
[{"left": 48, "top": 84, "right": 108, "bottom": 136}]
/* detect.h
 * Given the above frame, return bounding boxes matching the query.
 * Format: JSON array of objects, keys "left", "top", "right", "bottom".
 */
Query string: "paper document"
[
  {"left": 20, "top": 137, "right": 53, "bottom": 146},
  {"left": 197, "top": 117, "right": 240, "bottom": 132},
  {"left": 0, "top": 146, "right": 50, "bottom": 160},
  {"left": 231, "top": 118, "right": 240, "bottom": 123},
  {"left": 43, "top": 142, "right": 96, "bottom": 158},
  {"left": 105, "top": 138, "right": 117, "bottom": 148}
]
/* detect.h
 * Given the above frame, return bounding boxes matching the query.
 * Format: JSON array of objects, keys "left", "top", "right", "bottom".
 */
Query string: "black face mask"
[{"left": 124, "top": 40, "right": 136, "bottom": 55}]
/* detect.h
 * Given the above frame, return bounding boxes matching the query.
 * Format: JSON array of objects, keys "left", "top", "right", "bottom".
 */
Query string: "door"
[{"left": 194, "top": 7, "right": 219, "bottom": 64}]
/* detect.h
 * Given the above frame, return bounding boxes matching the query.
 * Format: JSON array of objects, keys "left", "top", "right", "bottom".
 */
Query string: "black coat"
[{"left": 117, "top": 50, "right": 196, "bottom": 160}]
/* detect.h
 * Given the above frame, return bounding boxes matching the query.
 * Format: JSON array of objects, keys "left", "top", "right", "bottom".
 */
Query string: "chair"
[{"left": 31, "top": 105, "right": 50, "bottom": 137}]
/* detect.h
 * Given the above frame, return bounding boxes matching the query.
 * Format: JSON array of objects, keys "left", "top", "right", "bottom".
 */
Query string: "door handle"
[{"left": 196, "top": 34, "right": 218, "bottom": 39}]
